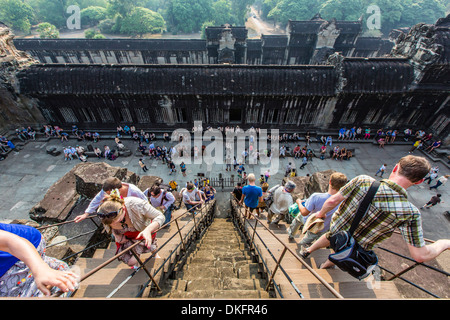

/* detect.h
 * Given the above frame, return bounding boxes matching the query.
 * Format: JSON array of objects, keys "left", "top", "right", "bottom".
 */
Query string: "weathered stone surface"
[
  {"left": 72, "top": 162, "right": 128, "bottom": 199},
  {"left": 306, "top": 169, "right": 337, "bottom": 195},
  {"left": 137, "top": 175, "right": 163, "bottom": 192},
  {"left": 283, "top": 175, "right": 311, "bottom": 201},
  {"left": 123, "top": 170, "right": 139, "bottom": 185},
  {"left": 29, "top": 166, "right": 79, "bottom": 222}
]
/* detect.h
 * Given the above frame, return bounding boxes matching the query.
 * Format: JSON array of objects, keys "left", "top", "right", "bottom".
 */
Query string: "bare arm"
[
  {"left": 407, "top": 240, "right": 450, "bottom": 263},
  {"left": 315, "top": 192, "right": 346, "bottom": 219},
  {"left": 0, "top": 230, "right": 78, "bottom": 296},
  {"left": 296, "top": 199, "right": 311, "bottom": 216}
]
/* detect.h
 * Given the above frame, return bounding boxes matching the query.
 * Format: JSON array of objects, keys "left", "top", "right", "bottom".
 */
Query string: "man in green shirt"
[{"left": 300, "top": 155, "right": 450, "bottom": 269}]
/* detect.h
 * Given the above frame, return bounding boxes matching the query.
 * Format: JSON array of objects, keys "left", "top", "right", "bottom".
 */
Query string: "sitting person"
[
  {"left": 339, "top": 147, "right": 347, "bottom": 161},
  {"left": 320, "top": 145, "right": 327, "bottom": 160},
  {"left": 425, "top": 140, "right": 441, "bottom": 153},
  {"left": 331, "top": 146, "right": 340, "bottom": 160},
  {"left": 94, "top": 147, "right": 102, "bottom": 158}
]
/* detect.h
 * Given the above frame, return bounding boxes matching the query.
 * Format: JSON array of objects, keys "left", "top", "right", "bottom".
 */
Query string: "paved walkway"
[{"left": 0, "top": 136, "right": 449, "bottom": 241}]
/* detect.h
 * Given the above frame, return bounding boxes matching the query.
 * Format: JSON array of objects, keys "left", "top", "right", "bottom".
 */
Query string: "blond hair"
[
  {"left": 330, "top": 172, "right": 348, "bottom": 191},
  {"left": 97, "top": 193, "right": 124, "bottom": 230},
  {"left": 247, "top": 173, "right": 256, "bottom": 182}
]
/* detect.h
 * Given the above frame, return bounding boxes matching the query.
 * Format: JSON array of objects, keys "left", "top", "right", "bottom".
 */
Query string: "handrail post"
[
  {"left": 266, "top": 247, "right": 287, "bottom": 291},
  {"left": 130, "top": 249, "right": 161, "bottom": 292},
  {"left": 387, "top": 261, "right": 421, "bottom": 281},
  {"left": 175, "top": 219, "right": 186, "bottom": 253}
]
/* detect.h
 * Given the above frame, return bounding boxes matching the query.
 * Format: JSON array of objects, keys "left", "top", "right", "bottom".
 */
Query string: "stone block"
[
  {"left": 72, "top": 162, "right": 128, "bottom": 199},
  {"left": 137, "top": 175, "right": 163, "bottom": 192},
  {"left": 29, "top": 166, "right": 79, "bottom": 222}
]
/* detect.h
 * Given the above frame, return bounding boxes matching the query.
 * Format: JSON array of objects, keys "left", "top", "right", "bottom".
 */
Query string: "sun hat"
[{"left": 302, "top": 215, "right": 324, "bottom": 234}]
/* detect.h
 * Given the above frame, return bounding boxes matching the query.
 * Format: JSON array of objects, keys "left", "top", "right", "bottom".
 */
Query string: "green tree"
[
  {"left": 166, "top": 0, "right": 213, "bottom": 33},
  {"left": 268, "top": 0, "right": 321, "bottom": 25},
  {"left": 92, "top": 33, "right": 106, "bottom": 38},
  {"left": 211, "top": 0, "right": 239, "bottom": 26},
  {"left": 84, "top": 28, "right": 96, "bottom": 38},
  {"left": 81, "top": 6, "right": 107, "bottom": 26},
  {"left": 28, "top": 0, "right": 68, "bottom": 28},
  {"left": 201, "top": 20, "right": 215, "bottom": 38},
  {"left": 319, "top": 0, "right": 368, "bottom": 21},
  {"left": 120, "top": 7, "right": 164, "bottom": 36},
  {"left": 37, "top": 22, "right": 60, "bottom": 38},
  {"left": 230, "top": 0, "right": 254, "bottom": 25},
  {"left": 0, "top": 0, "right": 35, "bottom": 33}
]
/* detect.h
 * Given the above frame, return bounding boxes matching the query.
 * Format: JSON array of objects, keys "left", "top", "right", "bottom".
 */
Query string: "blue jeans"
[
  {"left": 185, "top": 203, "right": 196, "bottom": 214},
  {"left": 164, "top": 206, "right": 174, "bottom": 225}
]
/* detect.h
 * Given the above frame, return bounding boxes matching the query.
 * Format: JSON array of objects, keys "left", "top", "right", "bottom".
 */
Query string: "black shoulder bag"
[{"left": 328, "top": 181, "right": 380, "bottom": 280}]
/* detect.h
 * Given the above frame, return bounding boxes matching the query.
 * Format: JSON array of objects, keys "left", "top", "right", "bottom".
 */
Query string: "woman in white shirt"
[{"left": 97, "top": 193, "right": 165, "bottom": 267}]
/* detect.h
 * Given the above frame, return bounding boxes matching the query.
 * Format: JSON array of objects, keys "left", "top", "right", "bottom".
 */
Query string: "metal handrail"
[
  {"left": 231, "top": 194, "right": 449, "bottom": 299},
  {"left": 49, "top": 201, "right": 209, "bottom": 297},
  {"left": 230, "top": 195, "right": 344, "bottom": 299}
]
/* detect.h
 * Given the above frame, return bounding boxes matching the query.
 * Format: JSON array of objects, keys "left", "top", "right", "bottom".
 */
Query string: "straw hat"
[{"left": 302, "top": 215, "right": 324, "bottom": 234}]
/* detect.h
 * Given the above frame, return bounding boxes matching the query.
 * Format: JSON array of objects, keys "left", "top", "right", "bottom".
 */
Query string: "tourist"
[
  {"left": 425, "top": 140, "right": 441, "bottom": 153},
  {"left": 421, "top": 194, "right": 442, "bottom": 209},
  {"left": 231, "top": 182, "right": 243, "bottom": 201},
  {"left": 139, "top": 158, "right": 148, "bottom": 172},
  {"left": 146, "top": 185, "right": 176, "bottom": 226},
  {"left": 409, "top": 139, "right": 422, "bottom": 153},
  {"left": 287, "top": 172, "right": 347, "bottom": 245},
  {"left": 256, "top": 183, "right": 270, "bottom": 217},
  {"left": 299, "top": 156, "right": 308, "bottom": 169},
  {"left": 320, "top": 145, "right": 327, "bottom": 160},
  {"left": 267, "top": 181, "right": 296, "bottom": 224},
  {"left": 96, "top": 193, "right": 165, "bottom": 268},
  {"left": 403, "top": 128, "right": 412, "bottom": 141},
  {"left": 74, "top": 177, "right": 147, "bottom": 223},
  {"left": 375, "top": 164, "right": 387, "bottom": 178},
  {"left": 264, "top": 169, "right": 270, "bottom": 182},
  {"left": 0, "top": 223, "right": 78, "bottom": 297},
  {"left": 239, "top": 174, "right": 263, "bottom": 219},
  {"left": 180, "top": 162, "right": 187, "bottom": 177},
  {"left": 429, "top": 175, "right": 449, "bottom": 190},
  {"left": 299, "top": 155, "right": 450, "bottom": 269},
  {"left": 423, "top": 169, "right": 438, "bottom": 185},
  {"left": 181, "top": 183, "right": 204, "bottom": 214},
  {"left": 339, "top": 147, "right": 347, "bottom": 161},
  {"left": 94, "top": 147, "right": 102, "bottom": 158},
  {"left": 364, "top": 128, "right": 371, "bottom": 139},
  {"left": 331, "top": 146, "right": 340, "bottom": 160}
]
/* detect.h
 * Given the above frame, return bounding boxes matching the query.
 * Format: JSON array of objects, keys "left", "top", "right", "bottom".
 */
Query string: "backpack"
[{"left": 264, "top": 184, "right": 280, "bottom": 207}]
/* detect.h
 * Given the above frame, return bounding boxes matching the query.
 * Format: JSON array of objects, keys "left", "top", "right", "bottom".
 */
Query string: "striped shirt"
[{"left": 329, "top": 175, "right": 425, "bottom": 250}]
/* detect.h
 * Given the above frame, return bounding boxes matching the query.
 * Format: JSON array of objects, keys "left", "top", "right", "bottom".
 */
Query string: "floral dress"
[{"left": 113, "top": 224, "right": 158, "bottom": 266}]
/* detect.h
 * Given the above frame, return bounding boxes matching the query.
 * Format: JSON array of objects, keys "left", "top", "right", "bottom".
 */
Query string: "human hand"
[
  {"left": 34, "top": 267, "right": 79, "bottom": 296},
  {"left": 74, "top": 213, "right": 89, "bottom": 223}
]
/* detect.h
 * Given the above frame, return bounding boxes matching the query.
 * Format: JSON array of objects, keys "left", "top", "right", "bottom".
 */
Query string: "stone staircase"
[
  {"left": 70, "top": 202, "right": 216, "bottom": 298},
  {"left": 158, "top": 218, "right": 271, "bottom": 299},
  {"left": 230, "top": 200, "right": 403, "bottom": 299}
]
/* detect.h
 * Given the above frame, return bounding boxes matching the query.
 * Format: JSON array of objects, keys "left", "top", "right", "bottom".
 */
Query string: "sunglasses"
[{"left": 97, "top": 209, "right": 121, "bottom": 219}]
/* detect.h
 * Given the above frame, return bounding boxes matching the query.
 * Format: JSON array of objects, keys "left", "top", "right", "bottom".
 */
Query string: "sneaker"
[
  {"left": 287, "top": 228, "right": 294, "bottom": 240},
  {"left": 299, "top": 247, "right": 310, "bottom": 259}
]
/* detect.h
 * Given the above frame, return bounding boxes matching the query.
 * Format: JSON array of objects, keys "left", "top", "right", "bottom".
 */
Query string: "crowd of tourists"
[{"left": 1, "top": 122, "right": 449, "bottom": 298}]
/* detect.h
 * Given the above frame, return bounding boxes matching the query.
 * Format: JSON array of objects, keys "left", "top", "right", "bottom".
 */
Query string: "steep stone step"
[
  {"left": 167, "top": 289, "right": 270, "bottom": 299},
  {"left": 157, "top": 217, "right": 270, "bottom": 299}
]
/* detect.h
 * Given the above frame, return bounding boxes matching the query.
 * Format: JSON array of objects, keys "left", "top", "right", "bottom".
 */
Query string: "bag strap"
[{"left": 348, "top": 180, "right": 380, "bottom": 236}]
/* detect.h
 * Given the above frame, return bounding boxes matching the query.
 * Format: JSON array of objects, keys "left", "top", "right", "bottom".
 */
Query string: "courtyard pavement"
[{"left": 0, "top": 135, "right": 449, "bottom": 241}]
